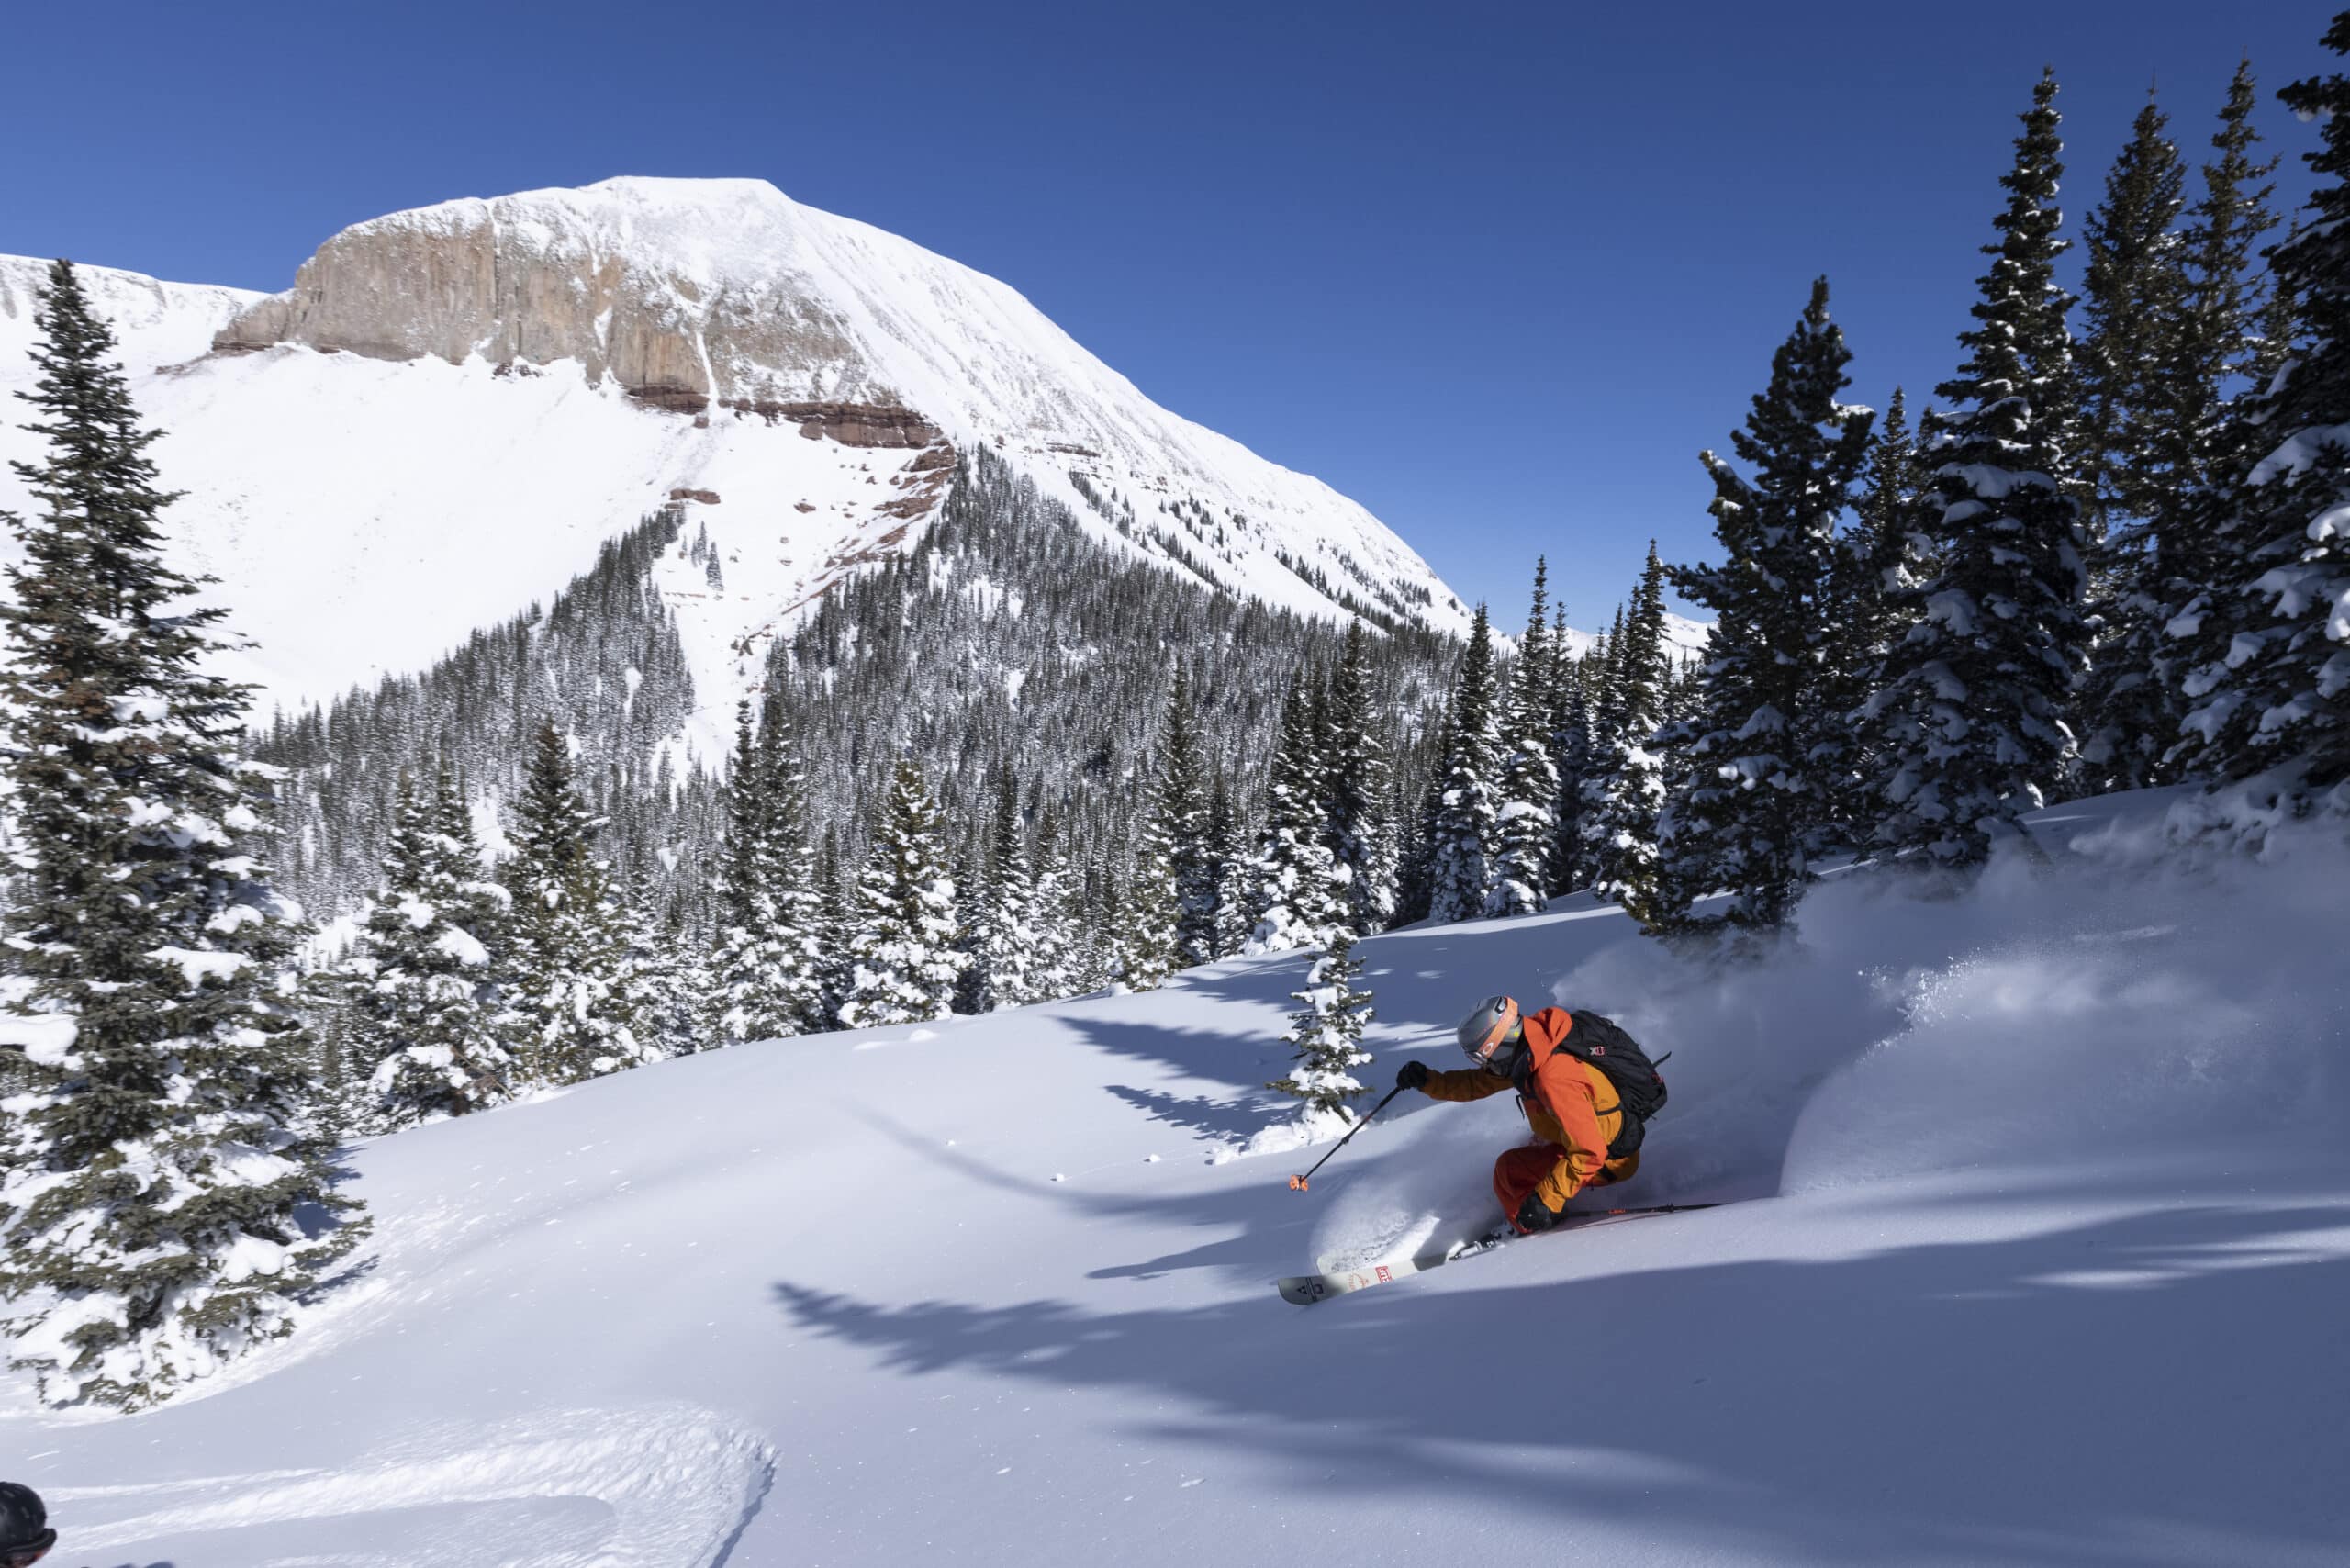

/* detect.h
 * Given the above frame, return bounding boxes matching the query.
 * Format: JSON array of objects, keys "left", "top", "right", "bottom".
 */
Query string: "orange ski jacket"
[{"left": 1416, "top": 1006, "right": 1624, "bottom": 1214}]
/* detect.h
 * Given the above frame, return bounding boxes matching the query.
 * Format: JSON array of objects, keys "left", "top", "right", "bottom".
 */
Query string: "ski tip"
[{"left": 1276, "top": 1276, "right": 1330, "bottom": 1306}]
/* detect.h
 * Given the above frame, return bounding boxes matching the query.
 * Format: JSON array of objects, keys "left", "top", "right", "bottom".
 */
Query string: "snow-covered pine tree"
[
  {"left": 1324, "top": 622, "right": 1397, "bottom": 935},
  {"left": 949, "top": 843, "right": 993, "bottom": 1014},
  {"left": 840, "top": 759, "right": 966, "bottom": 1026},
  {"left": 2162, "top": 60, "right": 2281, "bottom": 628},
  {"left": 499, "top": 721, "right": 644, "bottom": 1083},
  {"left": 1588, "top": 546, "right": 1673, "bottom": 921},
  {"left": 1865, "top": 71, "right": 2091, "bottom": 863},
  {"left": 1542, "top": 601, "right": 1595, "bottom": 895},
  {"left": 1025, "top": 802, "right": 1080, "bottom": 1002},
  {"left": 2075, "top": 94, "right": 2195, "bottom": 792},
  {"left": 1245, "top": 675, "right": 1348, "bottom": 952},
  {"left": 1656, "top": 279, "right": 1873, "bottom": 931},
  {"left": 1084, "top": 859, "right": 1129, "bottom": 992},
  {"left": 757, "top": 697, "right": 827, "bottom": 1031},
  {"left": 348, "top": 771, "right": 511, "bottom": 1127},
  {"left": 1158, "top": 673, "right": 1219, "bottom": 971},
  {"left": 2077, "top": 93, "right": 2191, "bottom": 552},
  {"left": 2171, "top": 22, "right": 2350, "bottom": 804},
  {"left": 1205, "top": 779, "right": 1254, "bottom": 958},
  {"left": 0, "top": 259, "right": 362, "bottom": 1410},
  {"left": 1574, "top": 606, "right": 1628, "bottom": 883},
  {"left": 1424, "top": 603, "right": 1500, "bottom": 924},
  {"left": 1264, "top": 929, "right": 1375, "bottom": 1126},
  {"left": 609, "top": 868, "right": 696, "bottom": 1059},
  {"left": 708, "top": 700, "right": 795, "bottom": 1044},
  {"left": 1392, "top": 771, "right": 1437, "bottom": 925},
  {"left": 1489, "top": 565, "right": 1561, "bottom": 917},
  {"left": 964, "top": 771, "right": 1039, "bottom": 1010},
  {"left": 1823, "top": 387, "right": 1930, "bottom": 846},
  {"left": 811, "top": 834, "right": 856, "bottom": 1025}
]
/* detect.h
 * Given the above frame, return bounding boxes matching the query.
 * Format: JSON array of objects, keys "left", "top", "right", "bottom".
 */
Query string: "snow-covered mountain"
[
  {"left": 0, "top": 178, "right": 1490, "bottom": 734},
  {"left": 15, "top": 790, "right": 2346, "bottom": 1564}
]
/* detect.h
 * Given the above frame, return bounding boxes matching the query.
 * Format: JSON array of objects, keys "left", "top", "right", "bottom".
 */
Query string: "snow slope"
[
  {"left": 8, "top": 790, "right": 2345, "bottom": 1567},
  {"left": 0, "top": 179, "right": 1489, "bottom": 725}
]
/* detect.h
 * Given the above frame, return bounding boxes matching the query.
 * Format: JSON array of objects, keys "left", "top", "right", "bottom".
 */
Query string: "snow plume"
[{"left": 1310, "top": 793, "right": 2350, "bottom": 1263}]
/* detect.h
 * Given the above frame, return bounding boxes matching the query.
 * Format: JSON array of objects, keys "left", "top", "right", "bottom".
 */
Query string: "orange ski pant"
[{"left": 1493, "top": 1142, "right": 1640, "bottom": 1226}]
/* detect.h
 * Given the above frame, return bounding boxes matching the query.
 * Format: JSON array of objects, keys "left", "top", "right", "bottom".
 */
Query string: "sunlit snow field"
[{"left": 7, "top": 791, "right": 2348, "bottom": 1567}]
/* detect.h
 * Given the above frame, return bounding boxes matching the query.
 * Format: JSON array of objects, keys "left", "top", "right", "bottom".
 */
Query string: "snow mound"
[{"left": 50, "top": 1404, "right": 773, "bottom": 1568}]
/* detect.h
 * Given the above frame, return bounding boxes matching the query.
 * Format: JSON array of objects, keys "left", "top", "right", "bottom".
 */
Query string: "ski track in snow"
[{"left": 50, "top": 1404, "right": 774, "bottom": 1568}]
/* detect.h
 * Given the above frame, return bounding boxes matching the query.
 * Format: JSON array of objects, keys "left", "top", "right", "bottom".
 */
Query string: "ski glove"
[
  {"left": 1394, "top": 1061, "right": 1431, "bottom": 1092},
  {"left": 1515, "top": 1192, "right": 1562, "bottom": 1234}
]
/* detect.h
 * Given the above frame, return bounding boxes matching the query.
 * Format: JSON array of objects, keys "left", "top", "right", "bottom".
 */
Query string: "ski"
[{"left": 1275, "top": 1203, "right": 1720, "bottom": 1306}]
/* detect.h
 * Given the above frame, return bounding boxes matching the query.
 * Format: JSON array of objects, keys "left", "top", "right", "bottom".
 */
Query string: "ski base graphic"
[{"left": 1276, "top": 1204, "right": 1719, "bottom": 1305}]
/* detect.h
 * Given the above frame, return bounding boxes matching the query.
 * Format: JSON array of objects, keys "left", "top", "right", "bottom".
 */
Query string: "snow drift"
[{"left": 6, "top": 791, "right": 2346, "bottom": 1566}]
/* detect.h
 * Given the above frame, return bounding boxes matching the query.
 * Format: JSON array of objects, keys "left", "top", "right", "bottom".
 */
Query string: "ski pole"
[{"left": 1287, "top": 1085, "right": 1405, "bottom": 1193}]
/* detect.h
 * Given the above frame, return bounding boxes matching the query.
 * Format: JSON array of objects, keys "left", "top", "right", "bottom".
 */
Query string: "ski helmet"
[
  {"left": 1456, "top": 995, "right": 1523, "bottom": 1073},
  {"left": 0, "top": 1484, "right": 52, "bottom": 1564}
]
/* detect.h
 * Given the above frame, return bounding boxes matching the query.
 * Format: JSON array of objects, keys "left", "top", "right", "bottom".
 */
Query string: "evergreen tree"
[
  {"left": 708, "top": 701, "right": 793, "bottom": 1043},
  {"left": 2158, "top": 60, "right": 2287, "bottom": 778},
  {"left": 811, "top": 834, "right": 856, "bottom": 1025},
  {"left": 1131, "top": 672, "right": 1216, "bottom": 981},
  {"left": 0, "top": 260, "right": 361, "bottom": 1409},
  {"left": 1246, "top": 675, "right": 1348, "bottom": 952},
  {"left": 2173, "top": 19, "right": 2350, "bottom": 801},
  {"left": 610, "top": 868, "right": 696, "bottom": 1059},
  {"left": 966, "top": 771, "right": 1040, "bottom": 1010},
  {"left": 1323, "top": 622, "right": 1397, "bottom": 934},
  {"left": 757, "top": 699, "right": 827, "bottom": 1031},
  {"left": 1656, "top": 280, "right": 1872, "bottom": 930},
  {"left": 1265, "top": 930, "right": 1376, "bottom": 1125},
  {"left": 347, "top": 771, "right": 511, "bottom": 1126},
  {"left": 1866, "top": 72, "right": 2091, "bottom": 862},
  {"left": 1424, "top": 604, "right": 1500, "bottom": 923},
  {"left": 2075, "top": 94, "right": 2195, "bottom": 790},
  {"left": 1588, "top": 546, "right": 1673, "bottom": 919},
  {"left": 1490, "top": 565, "right": 1561, "bottom": 917},
  {"left": 1205, "top": 779, "right": 1254, "bottom": 958},
  {"left": 1543, "top": 601, "right": 1595, "bottom": 894},
  {"left": 840, "top": 760, "right": 966, "bottom": 1025},
  {"left": 2077, "top": 93, "right": 2191, "bottom": 548},
  {"left": 500, "top": 722, "right": 648, "bottom": 1082},
  {"left": 1825, "top": 387, "right": 1930, "bottom": 843},
  {"left": 1025, "top": 803, "right": 1081, "bottom": 1001}
]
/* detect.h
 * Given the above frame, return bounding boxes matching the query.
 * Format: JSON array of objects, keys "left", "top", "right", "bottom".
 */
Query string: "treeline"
[{"left": 1514, "top": 48, "right": 2344, "bottom": 941}]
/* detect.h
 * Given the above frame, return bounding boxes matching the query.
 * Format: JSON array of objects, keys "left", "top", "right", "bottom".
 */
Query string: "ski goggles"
[{"left": 3, "top": 1531, "right": 55, "bottom": 1568}]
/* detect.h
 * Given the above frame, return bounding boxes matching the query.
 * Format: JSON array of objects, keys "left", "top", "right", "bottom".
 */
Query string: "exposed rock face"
[{"left": 212, "top": 179, "right": 919, "bottom": 441}]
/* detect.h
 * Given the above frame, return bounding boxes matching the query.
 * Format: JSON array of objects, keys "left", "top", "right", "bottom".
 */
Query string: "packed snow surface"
[{"left": 9, "top": 791, "right": 2346, "bottom": 1566}]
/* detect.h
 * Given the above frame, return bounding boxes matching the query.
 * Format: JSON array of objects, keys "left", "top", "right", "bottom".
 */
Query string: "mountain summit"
[{"left": 0, "top": 178, "right": 1479, "bottom": 722}]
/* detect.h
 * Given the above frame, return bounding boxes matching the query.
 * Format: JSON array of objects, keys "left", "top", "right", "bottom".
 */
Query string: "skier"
[
  {"left": 0, "top": 1484, "right": 53, "bottom": 1567},
  {"left": 1393, "top": 996, "right": 1657, "bottom": 1236}
]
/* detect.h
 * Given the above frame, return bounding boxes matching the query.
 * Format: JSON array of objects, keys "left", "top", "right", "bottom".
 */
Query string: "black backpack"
[{"left": 1525, "top": 1009, "right": 1671, "bottom": 1159}]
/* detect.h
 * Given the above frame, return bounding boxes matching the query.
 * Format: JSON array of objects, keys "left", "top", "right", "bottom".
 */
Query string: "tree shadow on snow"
[
  {"left": 1101, "top": 1083, "right": 1285, "bottom": 1142},
  {"left": 772, "top": 1199, "right": 2350, "bottom": 1565}
]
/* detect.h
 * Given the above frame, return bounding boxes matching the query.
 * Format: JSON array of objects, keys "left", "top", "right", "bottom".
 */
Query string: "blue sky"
[{"left": 2, "top": 1, "right": 2333, "bottom": 626}]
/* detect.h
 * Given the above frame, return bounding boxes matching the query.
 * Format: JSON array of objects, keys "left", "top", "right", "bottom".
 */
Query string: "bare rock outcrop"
[{"left": 210, "top": 180, "right": 937, "bottom": 445}]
